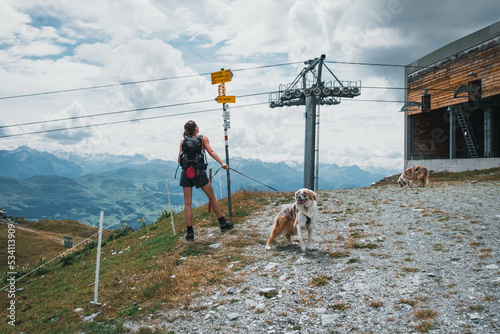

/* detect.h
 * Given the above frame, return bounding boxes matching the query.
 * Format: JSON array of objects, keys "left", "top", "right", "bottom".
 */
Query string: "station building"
[{"left": 403, "top": 21, "right": 500, "bottom": 172}]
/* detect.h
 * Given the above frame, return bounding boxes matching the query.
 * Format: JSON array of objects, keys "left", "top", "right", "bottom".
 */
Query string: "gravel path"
[{"left": 127, "top": 180, "right": 500, "bottom": 333}]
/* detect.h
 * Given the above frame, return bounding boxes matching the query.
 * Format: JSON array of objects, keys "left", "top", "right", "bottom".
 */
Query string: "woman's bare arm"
[{"left": 202, "top": 136, "right": 228, "bottom": 169}]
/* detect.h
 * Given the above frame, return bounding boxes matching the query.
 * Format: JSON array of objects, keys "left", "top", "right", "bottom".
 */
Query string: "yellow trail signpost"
[
  {"left": 211, "top": 69, "right": 232, "bottom": 85},
  {"left": 212, "top": 68, "right": 234, "bottom": 222},
  {"left": 217, "top": 95, "right": 236, "bottom": 103},
  {"left": 212, "top": 69, "right": 235, "bottom": 104}
]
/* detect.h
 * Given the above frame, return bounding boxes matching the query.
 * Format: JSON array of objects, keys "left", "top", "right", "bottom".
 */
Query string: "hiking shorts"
[{"left": 179, "top": 169, "right": 210, "bottom": 188}]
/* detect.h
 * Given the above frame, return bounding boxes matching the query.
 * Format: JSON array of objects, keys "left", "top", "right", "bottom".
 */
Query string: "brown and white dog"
[
  {"left": 398, "top": 165, "right": 429, "bottom": 188},
  {"left": 266, "top": 188, "right": 318, "bottom": 252}
]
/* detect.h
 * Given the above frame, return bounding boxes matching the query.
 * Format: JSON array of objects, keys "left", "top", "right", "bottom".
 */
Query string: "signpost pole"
[
  {"left": 223, "top": 102, "right": 232, "bottom": 223},
  {"left": 211, "top": 67, "right": 235, "bottom": 223}
]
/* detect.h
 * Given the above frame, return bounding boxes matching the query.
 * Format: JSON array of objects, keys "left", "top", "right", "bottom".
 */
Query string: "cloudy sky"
[{"left": 0, "top": 0, "right": 498, "bottom": 171}]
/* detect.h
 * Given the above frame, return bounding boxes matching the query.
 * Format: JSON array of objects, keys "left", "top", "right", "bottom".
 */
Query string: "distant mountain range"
[{"left": 0, "top": 146, "right": 398, "bottom": 229}]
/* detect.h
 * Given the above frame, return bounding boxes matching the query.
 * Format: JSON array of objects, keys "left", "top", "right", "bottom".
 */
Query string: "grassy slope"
[
  {"left": 1, "top": 168, "right": 498, "bottom": 333},
  {"left": 0, "top": 220, "right": 109, "bottom": 273},
  {"left": 0, "top": 190, "right": 289, "bottom": 333},
  {"left": 0, "top": 223, "right": 66, "bottom": 272}
]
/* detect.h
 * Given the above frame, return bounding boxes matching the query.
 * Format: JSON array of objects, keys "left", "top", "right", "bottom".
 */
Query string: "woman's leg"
[
  {"left": 201, "top": 182, "right": 233, "bottom": 232},
  {"left": 183, "top": 187, "right": 193, "bottom": 226},
  {"left": 201, "top": 182, "right": 222, "bottom": 218}
]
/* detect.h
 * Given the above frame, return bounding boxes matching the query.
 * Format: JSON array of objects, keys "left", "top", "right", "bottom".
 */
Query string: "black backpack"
[{"left": 180, "top": 135, "right": 207, "bottom": 175}]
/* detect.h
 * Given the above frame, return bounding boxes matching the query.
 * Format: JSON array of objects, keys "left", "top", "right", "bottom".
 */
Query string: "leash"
[
  {"left": 213, "top": 167, "right": 279, "bottom": 192},
  {"left": 174, "top": 164, "right": 180, "bottom": 179}
]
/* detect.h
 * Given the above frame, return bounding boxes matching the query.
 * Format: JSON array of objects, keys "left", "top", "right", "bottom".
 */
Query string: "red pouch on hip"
[{"left": 186, "top": 166, "right": 196, "bottom": 179}]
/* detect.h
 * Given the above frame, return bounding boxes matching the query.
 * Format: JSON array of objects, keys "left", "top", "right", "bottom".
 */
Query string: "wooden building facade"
[{"left": 404, "top": 22, "right": 500, "bottom": 172}]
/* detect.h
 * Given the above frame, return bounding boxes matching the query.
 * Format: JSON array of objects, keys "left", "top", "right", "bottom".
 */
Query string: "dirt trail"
[{"left": 0, "top": 222, "right": 64, "bottom": 245}]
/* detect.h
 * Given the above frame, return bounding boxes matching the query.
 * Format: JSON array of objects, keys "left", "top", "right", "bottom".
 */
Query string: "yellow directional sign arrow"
[
  {"left": 211, "top": 69, "right": 232, "bottom": 85},
  {"left": 217, "top": 96, "right": 236, "bottom": 103}
]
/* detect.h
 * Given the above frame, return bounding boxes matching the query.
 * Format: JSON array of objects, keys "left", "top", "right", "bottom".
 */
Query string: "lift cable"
[
  {"left": 0, "top": 62, "right": 304, "bottom": 101},
  {"left": 0, "top": 59, "right": 449, "bottom": 102}
]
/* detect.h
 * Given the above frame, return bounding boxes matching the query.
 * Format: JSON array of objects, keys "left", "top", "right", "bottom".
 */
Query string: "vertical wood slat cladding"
[{"left": 406, "top": 39, "right": 500, "bottom": 115}]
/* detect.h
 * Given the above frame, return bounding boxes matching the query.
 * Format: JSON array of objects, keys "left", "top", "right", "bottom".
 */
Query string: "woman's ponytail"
[{"left": 183, "top": 120, "right": 197, "bottom": 137}]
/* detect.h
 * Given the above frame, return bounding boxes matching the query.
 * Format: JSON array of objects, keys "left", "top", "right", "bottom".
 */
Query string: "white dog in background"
[{"left": 266, "top": 188, "right": 318, "bottom": 252}]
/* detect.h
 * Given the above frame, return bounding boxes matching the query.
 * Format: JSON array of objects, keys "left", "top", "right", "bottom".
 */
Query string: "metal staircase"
[{"left": 453, "top": 105, "right": 479, "bottom": 158}]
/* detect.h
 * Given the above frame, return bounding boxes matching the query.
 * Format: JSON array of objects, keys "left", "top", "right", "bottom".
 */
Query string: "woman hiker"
[{"left": 178, "top": 120, "right": 233, "bottom": 241}]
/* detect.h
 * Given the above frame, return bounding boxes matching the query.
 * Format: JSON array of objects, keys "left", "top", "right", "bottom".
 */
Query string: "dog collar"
[{"left": 304, "top": 214, "right": 311, "bottom": 225}]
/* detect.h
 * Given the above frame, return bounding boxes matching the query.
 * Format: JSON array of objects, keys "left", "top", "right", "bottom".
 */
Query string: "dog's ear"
[
  {"left": 312, "top": 191, "right": 317, "bottom": 200},
  {"left": 305, "top": 189, "right": 316, "bottom": 200}
]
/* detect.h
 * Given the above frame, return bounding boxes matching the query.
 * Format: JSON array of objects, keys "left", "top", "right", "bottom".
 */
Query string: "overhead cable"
[
  {"left": 0, "top": 102, "right": 268, "bottom": 139},
  {"left": 0, "top": 59, "right": 448, "bottom": 102},
  {"left": 0, "top": 99, "right": 214, "bottom": 129},
  {"left": 0, "top": 92, "right": 273, "bottom": 129},
  {"left": 0, "top": 97, "right": 406, "bottom": 139},
  {"left": 0, "top": 86, "right": 436, "bottom": 130},
  {"left": 0, "top": 62, "right": 304, "bottom": 101}
]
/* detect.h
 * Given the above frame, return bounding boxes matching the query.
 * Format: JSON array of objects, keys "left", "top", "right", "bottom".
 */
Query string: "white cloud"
[
  {"left": 9, "top": 40, "right": 65, "bottom": 57},
  {"left": 42, "top": 100, "right": 93, "bottom": 144},
  {"left": 0, "top": 2, "right": 31, "bottom": 40},
  {"left": 0, "top": 0, "right": 498, "bottom": 172},
  {"left": 75, "top": 37, "right": 211, "bottom": 109}
]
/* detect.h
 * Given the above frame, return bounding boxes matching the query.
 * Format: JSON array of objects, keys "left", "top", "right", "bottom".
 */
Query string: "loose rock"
[{"left": 125, "top": 181, "right": 500, "bottom": 333}]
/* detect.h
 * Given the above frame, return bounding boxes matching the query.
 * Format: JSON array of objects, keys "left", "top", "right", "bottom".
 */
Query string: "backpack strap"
[{"left": 174, "top": 164, "right": 180, "bottom": 179}]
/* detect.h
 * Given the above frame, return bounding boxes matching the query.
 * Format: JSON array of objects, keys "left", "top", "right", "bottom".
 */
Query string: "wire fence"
[
  {"left": 1, "top": 167, "right": 279, "bottom": 292},
  {"left": 0, "top": 192, "right": 170, "bottom": 292}
]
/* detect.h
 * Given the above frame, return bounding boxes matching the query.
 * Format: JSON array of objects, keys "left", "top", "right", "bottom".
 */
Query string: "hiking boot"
[
  {"left": 217, "top": 216, "right": 233, "bottom": 233},
  {"left": 186, "top": 227, "right": 194, "bottom": 241},
  {"left": 219, "top": 221, "right": 234, "bottom": 233}
]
